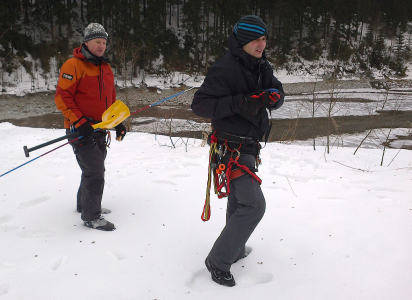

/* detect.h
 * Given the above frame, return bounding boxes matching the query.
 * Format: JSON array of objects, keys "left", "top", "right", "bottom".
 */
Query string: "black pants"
[
  {"left": 68, "top": 130, "right": 107, "bottom": 221},
  {"left": 208, "top": 154, "right": 266, "bottom": 272}
]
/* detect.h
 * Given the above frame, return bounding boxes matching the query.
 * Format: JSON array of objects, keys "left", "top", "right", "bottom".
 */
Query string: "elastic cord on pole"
[{"left": 1, "top": 137, "right": 80, "bottom": 178}]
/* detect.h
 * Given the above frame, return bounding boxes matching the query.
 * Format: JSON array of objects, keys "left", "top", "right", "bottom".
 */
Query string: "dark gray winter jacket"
[{"left": 191, "top": 32, "right": 284, "bottom": 155}]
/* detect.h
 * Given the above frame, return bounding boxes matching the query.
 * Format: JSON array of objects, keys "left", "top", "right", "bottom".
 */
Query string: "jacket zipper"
[
  {"left": 97, "top": 65, "right": 102, "bottom": 102},
  {"left": 97, "top": 64, "right": 109, "bottom": 109}
]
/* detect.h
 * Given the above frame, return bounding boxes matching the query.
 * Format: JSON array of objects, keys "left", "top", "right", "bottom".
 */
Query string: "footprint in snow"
[
  {"left": 186, "top": 269, "right": 212, "bottom": 291},
  {"left": 0, "top": 225, "right": 19, "bottom": 233},
  {"left": 0, "top": 215, "right": 13, "bottom": 224},
  {"left": 108, "top": 250, "right": 126, "bottom": 260},
  {"left": 17, "top": 229, "right": 55, "bottom": 239},
  {"left": 50, "top": 256, "right": 68, "bottom": 270},
  {"left": 0, "top": 283, "right": 9, "bottom": 295},
  {"left": 0, "top": 216, "right": 18, "bottom": 232},
  {"left": 18, "top": 196, "right": 51, "bottom": 209},
  {"left": 0, "top": 262, "right": 16, "bottom": 271},
  {"left": 236, "top": 271, "right": 273, "bottom": 286},
  {"left": 152, "top": 179, "right": 177, "bottom": 186}
]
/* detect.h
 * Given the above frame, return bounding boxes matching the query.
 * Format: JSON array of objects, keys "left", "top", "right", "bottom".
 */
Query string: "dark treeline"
[{"left": 1, "top": 0, "right": 412, "bottom": 77}]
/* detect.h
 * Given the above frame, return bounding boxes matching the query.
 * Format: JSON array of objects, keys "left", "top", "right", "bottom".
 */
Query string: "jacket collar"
[{"left": 73, "top": 44, "right": 111, "bottom": 65}]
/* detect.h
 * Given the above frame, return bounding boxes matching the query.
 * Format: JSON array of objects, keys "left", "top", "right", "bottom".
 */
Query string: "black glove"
[
  {"left": 235, "top": 90, "right": 265, "bottom": 115},
  {"left": 262, "top": 88, "right": 281, "bottom": 109},
  {"left": 115, "top": 123, "right": 127, "bottom": 141},
  {"left": 77, "top": 122, "right": 94, "bottom": 141}
]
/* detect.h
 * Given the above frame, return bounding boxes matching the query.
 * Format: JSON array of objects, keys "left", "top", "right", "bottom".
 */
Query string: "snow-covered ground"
[
  {"left": 0, "top": 123, "right": 411, "bottom": 300},
  {"left": 1, "top": 55, "right": 412, "bottom": 299}
]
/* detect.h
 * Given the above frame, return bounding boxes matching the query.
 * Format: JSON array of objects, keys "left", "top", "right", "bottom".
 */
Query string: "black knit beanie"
[{"left": 233, "top": 15, "right": 268, "bottom": 47}]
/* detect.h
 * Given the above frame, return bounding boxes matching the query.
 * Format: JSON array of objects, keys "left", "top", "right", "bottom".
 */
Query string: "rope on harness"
[
  {"left": 201, "top": 139, "right": 217, "bottom": 221},
  {"left": 201, "top": 132, "right": 262, "bottom": 222}
]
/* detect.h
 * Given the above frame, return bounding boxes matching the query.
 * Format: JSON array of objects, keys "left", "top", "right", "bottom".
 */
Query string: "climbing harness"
[{"left": 201, "top": 131, "right": 262, "bottom": 221}]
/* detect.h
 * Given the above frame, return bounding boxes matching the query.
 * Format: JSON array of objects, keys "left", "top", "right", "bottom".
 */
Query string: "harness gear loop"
[{"left": 106, "top": 131, "right": 111, "bottom": 148}]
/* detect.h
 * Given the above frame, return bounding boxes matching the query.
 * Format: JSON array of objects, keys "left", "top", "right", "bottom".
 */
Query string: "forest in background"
[{"left": 1, "top": 0, "right": 412, "bottom": 81}]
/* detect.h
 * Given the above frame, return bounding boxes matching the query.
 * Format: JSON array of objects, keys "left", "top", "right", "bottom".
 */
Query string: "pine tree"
[
  {"left": 390, "top": 29, "right": 407, "bottom": 76},
  {"left": 369, "top": 31, "right": 387, "bottom": 70}
]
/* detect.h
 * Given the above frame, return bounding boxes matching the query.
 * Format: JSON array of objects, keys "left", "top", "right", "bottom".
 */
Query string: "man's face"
[
  {"left": 242, "top": 36, "right": 266, "bottom": 58},
  {"left": 85, "top": 38, "right": 107, "bottom": 57}
]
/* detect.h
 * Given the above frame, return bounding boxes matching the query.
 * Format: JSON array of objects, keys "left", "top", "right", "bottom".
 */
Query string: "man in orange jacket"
[{"left": 55, "top": 23, "right": 126, "bottom": 231}]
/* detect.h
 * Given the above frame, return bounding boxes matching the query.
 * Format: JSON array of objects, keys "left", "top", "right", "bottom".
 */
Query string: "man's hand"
[
  {"left": 237, "top": 90, "right": 265, "bottom": 115},
  {"left": 262, "top": 88, "right": 280, "bottom": 109},
  {"left": 77, "top": 122, "right": 94, "bottom": 141},
  {"left": 115, "top": 123, "right": 127, "bottom": 141}
]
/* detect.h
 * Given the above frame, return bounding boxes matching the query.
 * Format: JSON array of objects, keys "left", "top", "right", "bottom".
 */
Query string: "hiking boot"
[
  {"left": 84, "top": 217, "right": 115, "bottom": 231},
  {"left": 205, "top": 257, "right": 235, "bottom": 287}
]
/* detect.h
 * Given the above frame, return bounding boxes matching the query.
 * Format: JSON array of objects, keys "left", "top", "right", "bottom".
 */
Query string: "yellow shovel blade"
[{"left": 92, "top": 100, "right": 130, "bottom": 130}]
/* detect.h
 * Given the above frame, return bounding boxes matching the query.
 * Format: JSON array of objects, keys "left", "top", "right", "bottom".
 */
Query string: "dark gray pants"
[
  {"left": 208, "top": 154, "right": 266, "bottom": 272},
  {"left": 68, "top": 130, "right": 107, "bottom": 221}
]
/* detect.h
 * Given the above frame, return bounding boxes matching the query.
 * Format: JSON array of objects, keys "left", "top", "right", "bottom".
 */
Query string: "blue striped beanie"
[{"left": 234, "top": 15, "right": 267, "bottom": 47}]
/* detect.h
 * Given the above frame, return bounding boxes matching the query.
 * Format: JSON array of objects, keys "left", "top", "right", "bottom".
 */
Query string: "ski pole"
[
  {"left": 1, "top": 137, "right": 80, "bottom": 178},
  {"left": 22, "top": 99, "right": 130, "bottom": 157},
  {"left": 23, "top": 131, "right": 79, "bottom": 157},
  {"left": 22, "top": 89, "right": 192, "bottom": 155},
  {"left": 130, "top": 87, "right": 195, "bottom": 116}
]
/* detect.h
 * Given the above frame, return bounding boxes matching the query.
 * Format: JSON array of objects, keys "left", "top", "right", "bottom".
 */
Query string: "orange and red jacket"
[{"left": 55, "top": 45, "right": 116, "bottom": 129}]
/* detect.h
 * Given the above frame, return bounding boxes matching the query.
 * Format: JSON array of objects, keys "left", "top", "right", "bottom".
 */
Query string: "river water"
[{"left": 1, "top": 83, "right": 412, "bottom": 150}]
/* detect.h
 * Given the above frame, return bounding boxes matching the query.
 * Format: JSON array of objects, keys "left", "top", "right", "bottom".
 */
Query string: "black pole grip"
[
  {"left": 23, "top": 131, "right": 79, "bottom": 157},
  {"left": 23, "top": 146, "right": 30, "bottom": 157}
]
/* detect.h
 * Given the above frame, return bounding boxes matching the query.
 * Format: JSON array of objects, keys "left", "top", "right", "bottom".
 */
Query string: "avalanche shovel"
[
  {"left": 23, "top": 100, "right": 130, "bottom": 157},
  {"left": 1, "top": 100, "right": 130, "bottom": 178}
]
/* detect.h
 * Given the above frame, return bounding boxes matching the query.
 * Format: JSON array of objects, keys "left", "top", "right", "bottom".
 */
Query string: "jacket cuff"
[{"left": 74, "top": 116, "right": 87, "bottom": 128}]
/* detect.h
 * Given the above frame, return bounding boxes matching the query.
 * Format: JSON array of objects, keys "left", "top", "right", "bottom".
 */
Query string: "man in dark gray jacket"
[{"left": 191, "top": 15, "right": 285, "bottom": 287}]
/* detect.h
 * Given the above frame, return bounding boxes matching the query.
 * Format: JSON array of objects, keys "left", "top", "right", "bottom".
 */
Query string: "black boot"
[
  {"left": 84, "top": 216, "right": 115, "bottom": 231},
  {"left": 205, "top": 257, "right": 235, "bottom": 287}
]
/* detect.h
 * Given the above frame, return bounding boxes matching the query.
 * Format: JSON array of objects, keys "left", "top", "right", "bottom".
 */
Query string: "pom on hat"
[
  {"left": 234, "top": 15, "right": 267, "bottom": 47},
  {"left": 84, "top": 23, "right": 108, "bottom": 42}
]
